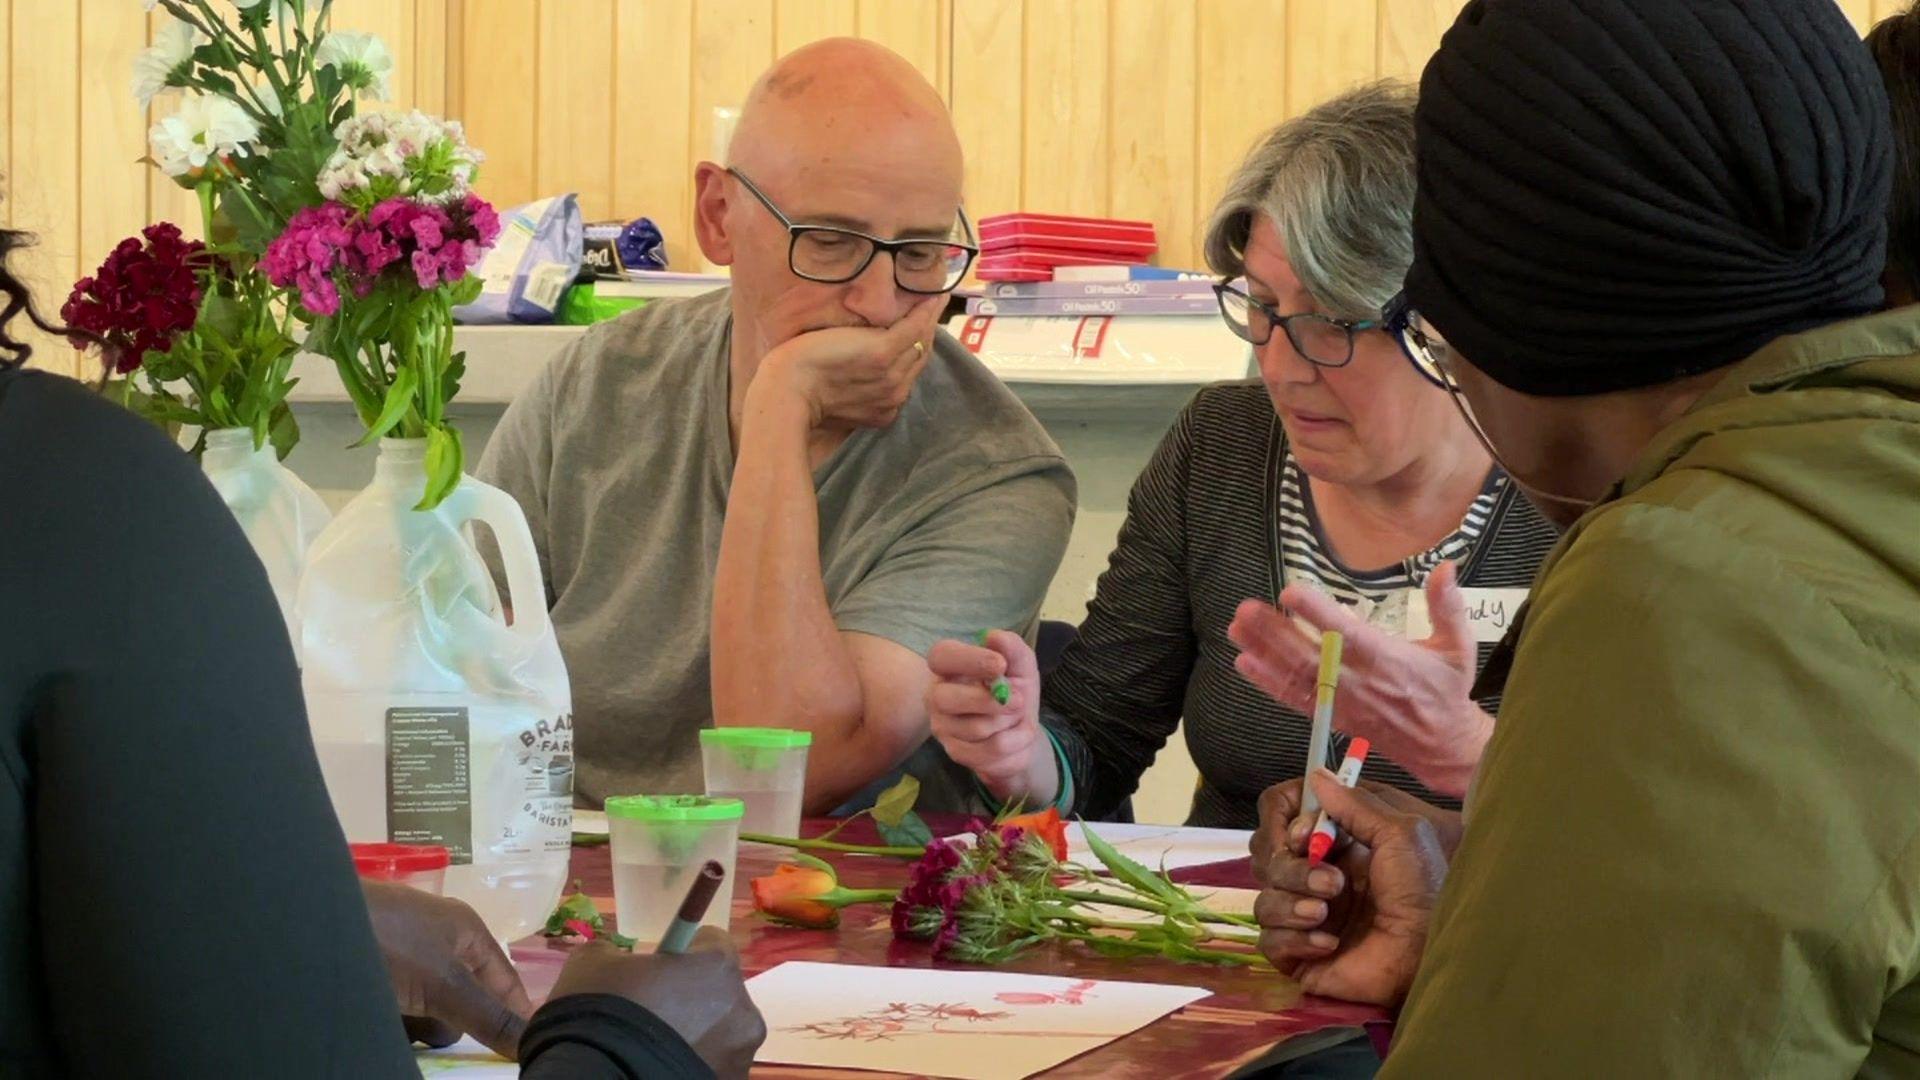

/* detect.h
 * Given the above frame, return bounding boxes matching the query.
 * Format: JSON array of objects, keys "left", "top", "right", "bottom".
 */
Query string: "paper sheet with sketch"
[{"left": 748, "top": 961, "right": 1211, "bottom": 1079}]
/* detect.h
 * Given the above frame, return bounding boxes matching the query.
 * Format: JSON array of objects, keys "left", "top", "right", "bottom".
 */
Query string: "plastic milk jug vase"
[
  {"left": 298, "top": 437, "right": 573, "bottom": 943},
  {"left": 200, "top": 427, "right": 332, "bottom": 651}
]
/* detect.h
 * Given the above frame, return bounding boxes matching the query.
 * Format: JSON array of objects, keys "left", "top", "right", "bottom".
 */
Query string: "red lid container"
[{"left": 350, "top": 842, "right": 451, "bottom": 877}]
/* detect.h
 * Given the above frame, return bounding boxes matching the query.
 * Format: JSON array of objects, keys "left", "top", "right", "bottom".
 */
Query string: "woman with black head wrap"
[
  {"left": 1869, "top": 1, "right": 1920, "bottom": 306},
  {"left": 1245, "top": 0, "right": 1920, "bottom": 1072}
]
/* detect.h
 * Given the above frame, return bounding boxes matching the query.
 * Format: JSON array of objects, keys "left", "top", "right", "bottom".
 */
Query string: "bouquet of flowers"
[
  {"left": 744, "top": 782, "right": 1268, "bottom": 968},
  {"left": 67, "top": 0, "right": 493, "bottom": 502},
  {"left": 263, "top": 108, "right": 495, "bottom": 508},
  {"left": 62, "top": 0, "right": 371, "bottom": 453}
]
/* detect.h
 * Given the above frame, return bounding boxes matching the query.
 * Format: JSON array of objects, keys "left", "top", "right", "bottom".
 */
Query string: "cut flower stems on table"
[{"left": 740, "top": 778, "right": 1269, "bottom": 968}]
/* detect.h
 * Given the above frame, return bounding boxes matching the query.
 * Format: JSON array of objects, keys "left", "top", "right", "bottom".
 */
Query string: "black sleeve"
[
  {"left": 2, "top": 373, "right": 416, "bottom": 1077},
  {"left": 1041, "top": 400, "right": 1199, "bottom": 821},
  {"left": 520, "top": 993, "right": 715, "bottom": 1079}
]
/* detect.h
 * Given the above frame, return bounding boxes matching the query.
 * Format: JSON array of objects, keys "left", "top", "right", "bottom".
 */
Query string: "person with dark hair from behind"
[
  {"left": 0, "top": 225, "right": 764, "bottom": 1076},
  {"left": 1870, "top": 0, "right": 1920, "bottom": 306}
]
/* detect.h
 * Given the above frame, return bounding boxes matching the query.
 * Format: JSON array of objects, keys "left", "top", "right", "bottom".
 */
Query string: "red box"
[{"left": 978, "top": 213, "right": 1158, "bottom": 259}]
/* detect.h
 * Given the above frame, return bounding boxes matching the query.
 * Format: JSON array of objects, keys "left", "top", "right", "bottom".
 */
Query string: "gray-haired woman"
[{"left": 922, "top": 82, "right": 1560, "bottom": 828}]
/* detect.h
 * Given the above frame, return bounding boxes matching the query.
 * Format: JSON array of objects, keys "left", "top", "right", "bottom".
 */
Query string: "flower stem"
[
  {"left": 1057, "top": 888, "right": 1257, "bottom": 929},
  {"left": 738, "top": 832, "right": 923, "bottom": 858},
  {"left": 822, "top": 888, "right": 899, "bottom": 908}
]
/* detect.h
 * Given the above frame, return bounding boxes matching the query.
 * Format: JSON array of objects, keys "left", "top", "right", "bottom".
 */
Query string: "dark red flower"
[
  {"left": 62, "top": 223, "right": 206, "bottom": 373},
  {"left": 891, "top": 839, "right": 982, "bottom": 953}
]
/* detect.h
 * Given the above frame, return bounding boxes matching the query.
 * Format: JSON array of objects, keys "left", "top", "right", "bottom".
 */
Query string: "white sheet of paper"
[
  {"left": 572, "top": 808, "right": 608, "bottom": 835},
  {"left": 748, "top": 961, "right": 1210, "bottom": 1079},
  {"left": 1068, "top": 878, "right": 1260, "bottom": 927},
  {"left": 950, "top": 822, "right": 1254, "bottom": 874},
  {"left": 1067, "top": 822, "right": 1253, "bottom": 873}
]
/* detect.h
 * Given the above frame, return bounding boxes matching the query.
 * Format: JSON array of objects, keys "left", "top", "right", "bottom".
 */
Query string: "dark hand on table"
[
  {"left": 551, "top": 932, "right": 767, "bottom": 1079},
  {"left": 360, "top": 880, "right": 533, "bottom": 1058},
  {"left": 1249, "top": 773, "right": 1453, "bottom": 1006}
]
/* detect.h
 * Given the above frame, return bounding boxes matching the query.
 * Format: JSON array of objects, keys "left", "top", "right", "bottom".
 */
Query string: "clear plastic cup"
[
  {"left": 700, "top": 728, "right": 811, "bottom": 841},
  {"left": 604, "top": 795, "right": 744, "bottom": 943},
  {"left": 350, "top": 842, "right": 450, "bottom": 895}
]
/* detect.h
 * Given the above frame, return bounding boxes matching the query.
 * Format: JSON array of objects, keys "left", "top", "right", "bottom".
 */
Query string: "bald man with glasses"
[{"left": 479, "top": 39, "right": 1075, "bottom": 815}]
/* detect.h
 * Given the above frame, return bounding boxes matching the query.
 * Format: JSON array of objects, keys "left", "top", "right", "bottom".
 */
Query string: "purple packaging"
[{"left": 454, "top": 193, "right": 584, "bottom": 324}]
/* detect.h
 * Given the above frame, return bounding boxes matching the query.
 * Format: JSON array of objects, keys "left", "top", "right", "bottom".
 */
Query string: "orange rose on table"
[
  {"left": 999, "top": 807, "right": 1070, "bottom": 863},
  {"left": 750, "top": 856, "right": 899, "bottom": 930},
  {"left": 752, "top": 865, "right": 841, "bottom": 928}
]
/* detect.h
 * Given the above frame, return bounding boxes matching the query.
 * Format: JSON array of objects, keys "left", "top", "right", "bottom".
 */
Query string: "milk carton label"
[
  {"left": 384, "top": 706, "right": 574, "bottom": 864},
  {"left": 386, "top": 707, "right": 473, "bottom": 860},
  {"left": 505, "top": 712, "right": 574, "bottom": 855}
]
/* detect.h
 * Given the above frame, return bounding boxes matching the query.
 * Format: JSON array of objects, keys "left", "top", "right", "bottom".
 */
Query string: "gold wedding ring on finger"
[{"left": 912, "top": 340, "right": 925, "bottom": 359}]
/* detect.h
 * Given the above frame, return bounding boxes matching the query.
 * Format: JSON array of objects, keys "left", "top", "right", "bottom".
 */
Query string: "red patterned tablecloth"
[{"left": 509, "top": 816, "right": 1386, "bottom": 1079}]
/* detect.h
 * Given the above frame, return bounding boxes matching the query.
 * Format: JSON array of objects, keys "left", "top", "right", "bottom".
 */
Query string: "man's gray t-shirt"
[{"left": 479, "top": 289, "right": 1076, "bottom": 808}]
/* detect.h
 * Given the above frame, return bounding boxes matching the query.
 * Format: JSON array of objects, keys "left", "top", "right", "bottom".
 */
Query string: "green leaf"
[
  {"left": 443, "top": 349, "right": 466, "bottom": 405},
  {"left": 416, "top": 424, "right": 464, "bottom": 511},
  {"left": 268, "top": 404, "right": 299, "bottom": 460},
  {"left": 198, "top": 70, "right": 238, "bottom": 98},
  {"left": 1081, "top": 934, "right": 1158, "bottom": 960},
  {"left": 544, "top": 884, "right": 606, "bottom": 936},
  {"left": 449, "top": 272, "right": 485, "bottom": 307},
  {"left": 792, "top": 851, "right": 839, "bottom": 877},
  {"left": 876, "top": 812, "right": 933, "bottom": 850},
  {"left": 872, "top": 775, "right": 921, "bottom": 827},
  {"left": 1079, "top": 821, "right": 1182, "bottom": 904},
  {"left": 315, "top": 67, "right": 344, "bottom": 104},
  {"left": 200, "top": 292, "right": 246, "bottom": 346},
  {"left": 353, "top": 362, "right": 417, "bottom": 447}
]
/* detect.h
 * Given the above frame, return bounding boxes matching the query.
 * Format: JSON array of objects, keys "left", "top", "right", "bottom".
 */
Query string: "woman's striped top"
[
  {"left": 1277, "top": 452, "right": 1506, "bottom": 607},
  {"left": 1041, "top": 381, "right": 1561, "bottom": 828}
]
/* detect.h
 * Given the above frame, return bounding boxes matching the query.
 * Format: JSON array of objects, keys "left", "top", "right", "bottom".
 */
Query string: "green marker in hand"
[{"left": 976, "top": 630, "right": 1013, "bottom": 706}]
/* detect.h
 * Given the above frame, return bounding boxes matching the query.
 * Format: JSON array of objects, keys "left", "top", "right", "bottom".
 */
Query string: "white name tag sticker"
[{"left": 1404, "top": 587, "right": 1529, "bottom": 644}]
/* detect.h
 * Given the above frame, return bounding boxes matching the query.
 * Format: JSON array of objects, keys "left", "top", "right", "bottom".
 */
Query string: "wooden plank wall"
[
  {"left": 3, "top": 0, "right": 1904, "bottom": 376},
  {"left": 3, "top": 0, "right": 445, "bottom": 376}
]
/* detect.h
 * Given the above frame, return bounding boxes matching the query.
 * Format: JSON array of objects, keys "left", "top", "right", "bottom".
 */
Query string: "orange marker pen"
[{"left": 1305, "top": 738, "right": 1370, "bottom": 866}]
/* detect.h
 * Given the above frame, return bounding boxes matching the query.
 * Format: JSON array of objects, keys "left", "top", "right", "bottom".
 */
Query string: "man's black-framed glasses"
[
  {"left": 1381, "top": 290, "right": 1457, "bottom": 391},
  {"left": 729, "top": 168, "right": 979, "bottom": 294},
  {"left": 1213, "top": 279, "right": 1381, "bottom": 367}
]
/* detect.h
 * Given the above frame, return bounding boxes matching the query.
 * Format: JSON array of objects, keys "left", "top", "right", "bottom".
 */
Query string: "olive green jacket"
[{"left": 1385, "top": 309, "right": 1920, "bottom": 1077}]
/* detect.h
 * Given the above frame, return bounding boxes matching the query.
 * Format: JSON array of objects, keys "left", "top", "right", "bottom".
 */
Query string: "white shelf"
[{"left": 289, "top": 320, "right": 1248, "bottom": 409}]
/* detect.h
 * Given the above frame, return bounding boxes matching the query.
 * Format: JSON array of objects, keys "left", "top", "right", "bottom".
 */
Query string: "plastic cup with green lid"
[
  {"left": 700, "top": 727, "right": 812, "bottom": 841},
  {"left": 603, "top": 794, "right": 744, "bottom": 941}
]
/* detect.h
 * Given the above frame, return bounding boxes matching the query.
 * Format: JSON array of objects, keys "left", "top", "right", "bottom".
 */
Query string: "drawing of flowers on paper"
[
  {"left": 996, "top": 979, "right": 1097, "bottom": 1007},
  {"left": 791, "top": 1001, "right": 1017, "bottom": 1041},
  {"left": 749, "top": 963, "right": 1211, "bottom": 1080}
]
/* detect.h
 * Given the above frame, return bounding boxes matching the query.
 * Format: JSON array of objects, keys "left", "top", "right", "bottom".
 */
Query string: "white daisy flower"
[
  {"left": 149, "top": 92, "right": 260, "bottom": 177},
  {"left": 315, "top": 31, "right": 394, "bottom": 101},
  {"left": 131, "top": 19, "right": 206, "bottom": 111}
]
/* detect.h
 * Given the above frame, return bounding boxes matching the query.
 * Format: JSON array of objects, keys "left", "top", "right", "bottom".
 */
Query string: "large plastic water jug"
[
  {"left": 200, "top": 427, "right": 332, "bottom": 648},
  {"left": 299, "top": 438, "right": 573, "bottom": 942}
]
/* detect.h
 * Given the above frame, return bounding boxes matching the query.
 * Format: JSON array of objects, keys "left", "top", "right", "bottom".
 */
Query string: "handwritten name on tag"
[{"left": 1405, "top": 587, "right": 1529, "bottom": 644}]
